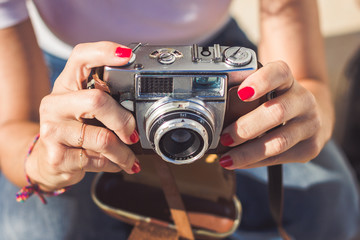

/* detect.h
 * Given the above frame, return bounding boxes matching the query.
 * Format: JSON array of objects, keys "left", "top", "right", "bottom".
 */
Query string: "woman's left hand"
[{"left": 219, "top": 60, "right": 330, "bottom": 169}]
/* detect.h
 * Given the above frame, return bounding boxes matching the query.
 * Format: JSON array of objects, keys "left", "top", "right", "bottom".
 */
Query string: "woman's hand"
[
  {"left": 219, "top": 61, "right": 331, "bottom": 169},
  {"left": 26, "top": 41, "right": 140, "bottom": 191}
]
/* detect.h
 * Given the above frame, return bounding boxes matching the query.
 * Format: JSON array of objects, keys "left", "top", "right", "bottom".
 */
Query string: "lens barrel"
[{"left": 146, "top": 99, "right": 214, "bottom": 164}]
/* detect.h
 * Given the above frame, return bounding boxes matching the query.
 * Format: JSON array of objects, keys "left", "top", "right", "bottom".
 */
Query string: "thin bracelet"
[{"left": 16, "top": 133, "right": 70, "bottom": 204}]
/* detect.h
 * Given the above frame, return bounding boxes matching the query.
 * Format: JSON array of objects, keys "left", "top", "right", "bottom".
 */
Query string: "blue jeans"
[{"left": 1, "top": 19, "right": 359, "bottom": 240}]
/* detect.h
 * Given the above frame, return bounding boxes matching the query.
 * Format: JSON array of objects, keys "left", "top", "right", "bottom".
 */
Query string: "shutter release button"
[{"left": 224, "top": 47, "right": 252, "bottom": 67}]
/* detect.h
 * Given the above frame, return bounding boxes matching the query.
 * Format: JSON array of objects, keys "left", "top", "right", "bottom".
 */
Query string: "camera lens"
[
  {"left": 159, "top": 128, "right": 203, "bottom": 159},
  {"left": 146, "top": 99, "right": 215, "bottom": 164}
]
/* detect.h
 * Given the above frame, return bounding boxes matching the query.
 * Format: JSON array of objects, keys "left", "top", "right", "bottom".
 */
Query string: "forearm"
[
  {"left": 258, "top": 0, "right": 334, "bottom": 142},
  {"left": 258, "top": 0, "right": 327, "bottom": 81},
  {"left": 0, "top": 19, "right": 49, "bottom": 186},
  {"left": 0, "top": 122, "right": 39, "bottom": 187}
]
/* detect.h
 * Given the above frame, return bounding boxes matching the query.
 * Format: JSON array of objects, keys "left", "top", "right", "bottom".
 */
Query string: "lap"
[{"left": 0, "top": 141, "right": 358, "bottom": 240}]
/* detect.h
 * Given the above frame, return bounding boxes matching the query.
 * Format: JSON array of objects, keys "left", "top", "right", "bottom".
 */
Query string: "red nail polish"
[
  {"left": 115, "top": 47, "right": 132, "bottom": 58},
  {"left": 238, "top": 86, "right": 255, "bottom": 101},
  {"left": 130, "top": 130, "right": 139, "bottom": 143},
  {"left": 219, "top": 155, "right": 233, "bottom": 168},
  {"left": 131, "top": 161, "right": 141, "bottom": 173},
  {"left": 220, "top": 133, "right": 234, "bottom": 146}
]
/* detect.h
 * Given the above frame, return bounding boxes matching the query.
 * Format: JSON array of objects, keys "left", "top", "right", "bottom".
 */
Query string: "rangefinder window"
[
  {"left": 192, "top": 76, "right": 225, "bottom": 97},
  {"left": 140, "top": 77, "right": 173, "bottom": 94}
]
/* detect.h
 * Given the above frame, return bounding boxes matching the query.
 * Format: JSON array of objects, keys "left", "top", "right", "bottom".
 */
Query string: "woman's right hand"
[{"left": 26, "top": 41, "right": 140, "bottom": 191}]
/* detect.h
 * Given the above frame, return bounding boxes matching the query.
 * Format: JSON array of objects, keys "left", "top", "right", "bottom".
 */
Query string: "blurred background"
[{"left": 231, "top": 0, "right": 360, "bottom": 144}]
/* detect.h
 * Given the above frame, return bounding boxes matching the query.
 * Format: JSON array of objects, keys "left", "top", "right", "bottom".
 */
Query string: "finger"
[
  {"left": 40, "top": 120, "right": 140, "bottom": 174},
  {"left": 53, "top": 41, "right": 132, "bottom": 93},
  {"left": 221, "top": 84, "right": 315, "bottom": 146},
  {"left": 239, "top": 138, "right": 322, "bottom": 169},
  {"left": 236, "top": 61, "right": 294, "bottom": 102},
  {"left": 75, "top": 148, "right": 140, "bottom": 173},
  {"left": 76, "top": 148, "right": 140, "bottom": 174},
  {"left": 228, "top": 68, "right": 257, "bottom": 87},
  {"left": 72, "top": 124, "right": 139, "bottom": 174},
  {"left": 40, "top": 90, "right": 138, "bottom": 144},
  {"left": 219, "top": 116, "right": 319, "bottom": 169},
  {"left": 67, "top": 147, "right": 140, "bottom": 174},
  {"left": 71, "top": 148, "right": 123, "bottom": 173}
]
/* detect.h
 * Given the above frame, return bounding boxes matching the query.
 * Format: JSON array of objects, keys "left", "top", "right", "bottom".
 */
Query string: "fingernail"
[
  {"left": 238, "top": 86, "right": 255, "bottom": 101},
  {"left": 130, "top": 130, "right": 139, "bottom": 143},
  {"left": 131, "top": 161, "right": 141, "bottom": 173},
  {"left": 115, "top": 47, "right": 132, "bottom": 58},
  {"left": 219, "top": 155, "right": 233, "bottom": 168},
  {"left": 220, "top": 133, "right": 234, "bottom": 146}
]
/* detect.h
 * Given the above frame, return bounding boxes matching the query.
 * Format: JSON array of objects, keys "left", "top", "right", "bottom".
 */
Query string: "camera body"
[{"left": 90, "top": 43, "right": 261, "bottom": 164}]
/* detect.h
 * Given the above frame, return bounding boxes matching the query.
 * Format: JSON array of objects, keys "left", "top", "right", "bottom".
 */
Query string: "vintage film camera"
[{"left": 89, "top": 43, "right": 268, "bottom": 164}]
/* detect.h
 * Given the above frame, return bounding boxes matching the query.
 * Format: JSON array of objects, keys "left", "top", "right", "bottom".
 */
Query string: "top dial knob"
[{"left": 224, "top": 47, "right": 252, "bottom": 67}]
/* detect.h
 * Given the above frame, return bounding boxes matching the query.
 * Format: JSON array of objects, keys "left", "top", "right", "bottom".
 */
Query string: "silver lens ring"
[
  {"left": 145, "top": 98, "right": 215, "bottom": 138},
  {"left": 145, "top": 99, "right": 214, "bottom": 164},
  {"left": 153, "top": 117, "right": 209, "bottom": 164}
]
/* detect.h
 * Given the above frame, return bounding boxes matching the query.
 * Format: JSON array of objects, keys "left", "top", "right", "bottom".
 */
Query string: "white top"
[{"left": 0, "top": 0, "right": 231, "bottom": 58}]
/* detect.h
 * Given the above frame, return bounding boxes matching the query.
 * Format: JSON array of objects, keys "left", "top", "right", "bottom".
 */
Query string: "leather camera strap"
[
  {"left": 127, "top": 157, "right": 195, "bottom": 240},
  {"left": 268, "top": 165, "right": 291, "bottom": 240},
  {"left": 152, "top": 157, "right": 195, "bottom": 239}
]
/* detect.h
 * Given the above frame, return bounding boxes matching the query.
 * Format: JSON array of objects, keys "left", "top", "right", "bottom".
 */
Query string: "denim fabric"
[
  {"left": 0, "top": 173, "right": 132, "bottom": 240},
  {"left": 0, "top": 18, "right": 359, "bottom": 240},
  {"left": 43, "top": 51, "right": 67, "bottom": 87}
]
